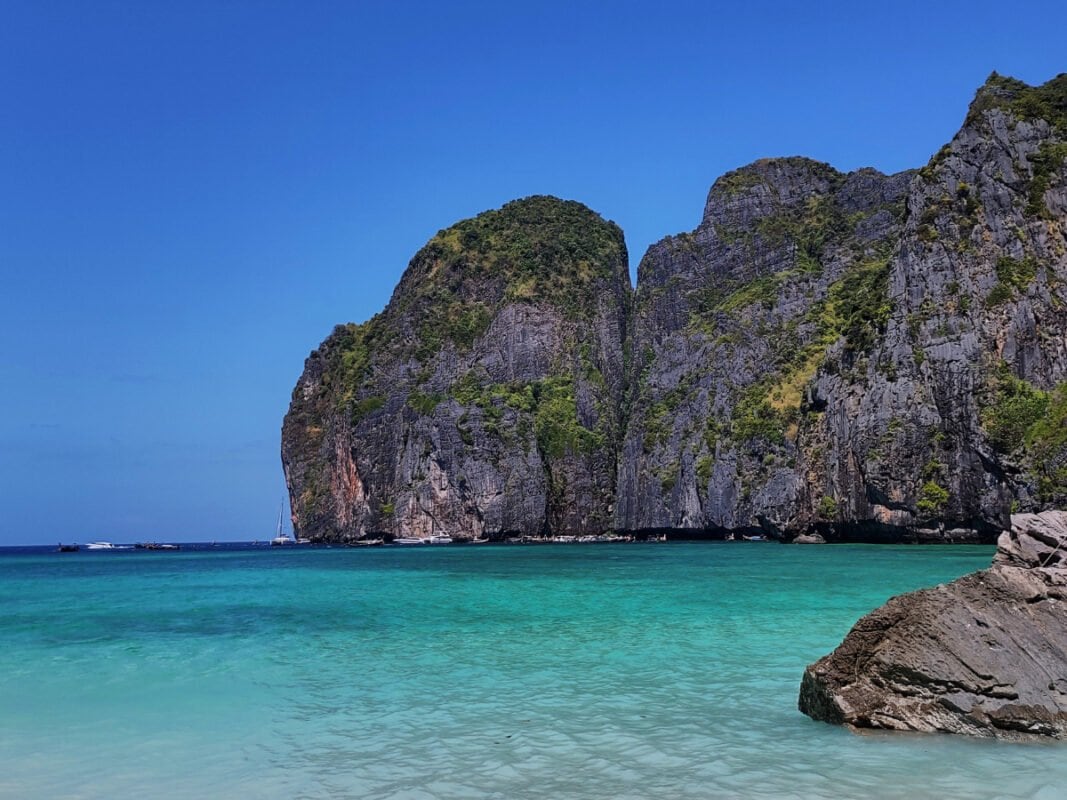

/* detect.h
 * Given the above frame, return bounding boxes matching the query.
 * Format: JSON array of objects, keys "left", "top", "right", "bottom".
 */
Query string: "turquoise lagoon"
[{"left": 1, "top": 543, "right": 1063, "bottom": 799}]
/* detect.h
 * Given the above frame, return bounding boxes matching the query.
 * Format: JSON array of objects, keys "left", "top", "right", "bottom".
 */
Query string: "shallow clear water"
[{"left": 2, "top": 543, "right": 1063, "bottom": 799}]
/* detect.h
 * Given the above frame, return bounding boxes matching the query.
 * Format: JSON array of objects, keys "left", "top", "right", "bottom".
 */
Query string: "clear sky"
[{"left": 2, "top": 0, "right": 1065, "bottom": 545}]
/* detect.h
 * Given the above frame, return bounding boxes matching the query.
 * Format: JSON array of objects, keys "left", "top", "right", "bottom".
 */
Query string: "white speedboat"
[
  {"left": 85, "top": 541, "right": 115, "bottom": 550},
  {"left": 392, "top": 537, "right": 425, "bottom": 545},
  {"left": 426, "top": 535, "right": 453, "bottom": 544}
]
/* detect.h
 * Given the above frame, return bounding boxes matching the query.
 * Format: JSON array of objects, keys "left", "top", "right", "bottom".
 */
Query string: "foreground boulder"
[{"left": 798, "top": 511, "right": 1067, "bottom": 739}]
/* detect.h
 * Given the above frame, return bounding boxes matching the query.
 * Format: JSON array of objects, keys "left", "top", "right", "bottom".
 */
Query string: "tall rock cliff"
[
  {"left": 282, "top": 196, "right": 631, "bottom": 541},
  {"left": 620, "top": 72, "right": 1067, "bottom": 541},
  {"left": 617, "top": 158, "right": 914, "bottom": 534},
  {"left": 284, "top": 73, "right": 1067, "bottom": 542}
]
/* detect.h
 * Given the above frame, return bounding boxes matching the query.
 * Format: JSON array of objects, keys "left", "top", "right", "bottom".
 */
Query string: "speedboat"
[
  {"left": 392, "top": 537, "right": 425, "bottom": 545},
  {"left": 85, "top": 541, "right": 115, "bottom": 550},
  {"left": 426, "top": 535, "right": 453, "bottom": 544}
]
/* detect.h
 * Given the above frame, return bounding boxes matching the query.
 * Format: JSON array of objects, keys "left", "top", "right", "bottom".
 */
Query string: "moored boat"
[{"left": 270, "top": 504, "right": 296, "bottom": 546}]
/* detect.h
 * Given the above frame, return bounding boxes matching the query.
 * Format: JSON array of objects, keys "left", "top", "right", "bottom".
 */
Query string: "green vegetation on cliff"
[
  {"left": 448, "top": 371, "right": 604, "bottom": 458},
  {"left": 326, "top": 196, "right": 628, "bottom": 428},
  {"left": 917, "top": 480, "right": 950, "bottom": 515},
  {"left": 967, "top": 72, "right": 1067, "bottom": 132},
  {"left": 335, "top": 318, "right": 382, "bottom": 401},
  {"left": 755, "top": 194, "right": 856, "bottom": 272},
  {"left": 415, "top": 302, "right": 492, "bottom": 360},
  {"left": 1028, "top": 386, "right": 1067, "bottom": 503},
  {"left": 980, "top": 364, "right": 1050, "bottom": 453},
  {"left": 534, "top": 378, "right": 604, "bottom": 459},
  {"left": 980, "top": 364, "right": 1067, "bottom": 503},
  {"left": 710, "top": 157, "right": 841, "bottom": 200},
  {"left": 1026, "top": 142, "right": 1067, "bottom": 218},
  {"left": 965, "top": 74, "right": 1067, "bottom": 218},
  {"left": 718, "top": 254, "right": 893, "bottom": 446},
  {"left": 985, "top": 255, "right": 1038, "bottom": 307},
  {"left": 408, "top": 196, "right": 625, "bottom": 332},
  {"left": 831, "top": 255, "right": 893, "bottom": 354}
]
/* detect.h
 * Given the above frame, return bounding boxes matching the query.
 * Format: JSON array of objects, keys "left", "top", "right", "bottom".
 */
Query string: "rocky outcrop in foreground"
[{"left": 798, "top": 511, "right": 1067, "bottom": 739}]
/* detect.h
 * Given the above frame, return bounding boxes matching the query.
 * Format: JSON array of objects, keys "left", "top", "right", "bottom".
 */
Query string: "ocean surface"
[{"left": 1, "top": 542, "right": 1063, "bottom": 799}]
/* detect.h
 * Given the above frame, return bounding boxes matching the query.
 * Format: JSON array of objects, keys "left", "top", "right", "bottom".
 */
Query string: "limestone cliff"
[
  {"left": 282, "top": 196, "right": 631, "bottom": 541},
  {"left": 283, "top": 73, "right": 1067, "bottom": 541},
  {"left": 617, "top": 158, "right": 914, "bottom": 535},
  {"left": 621, "top": 72, "right": 1067, "bottom": 542}
]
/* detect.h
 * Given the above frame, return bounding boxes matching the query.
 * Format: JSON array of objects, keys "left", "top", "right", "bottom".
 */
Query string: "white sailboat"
[{"left": 270, "top": 505, "right": 295, "bottom": 546}]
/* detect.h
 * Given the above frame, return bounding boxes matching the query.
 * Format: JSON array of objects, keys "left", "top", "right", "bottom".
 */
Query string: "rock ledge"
[{"left": 798, "top": 511, "right": 1067, "bottom": 740}]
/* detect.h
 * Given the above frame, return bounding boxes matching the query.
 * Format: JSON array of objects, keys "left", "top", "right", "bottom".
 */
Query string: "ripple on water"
[{"left": 2, "top": 543, "right": 1062, "bottom": 799}]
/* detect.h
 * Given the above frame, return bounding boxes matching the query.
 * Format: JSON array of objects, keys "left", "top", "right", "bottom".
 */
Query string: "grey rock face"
[
  {"left": 618, "top": 72, "right": 1067, "bottom": 541},
  {"left": 995, "top": 511, "right": 1067, "bottom": 568},
  {"left": 284, "top": 73, "right": 1067, "bottom": 542},
  {"left": 799, "top": 511, "right": 1067, "bottom": 739},
  {"left": 616, "top": 157, "right": 914, "bottom": 536},
  {"left": 282, "top": 196, "right": 631, "bottom": 541}
]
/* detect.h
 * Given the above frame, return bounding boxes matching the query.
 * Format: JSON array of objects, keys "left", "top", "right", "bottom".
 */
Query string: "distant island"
[{"left": 283, "top": 72, "right": 1067, "bottom": 545}]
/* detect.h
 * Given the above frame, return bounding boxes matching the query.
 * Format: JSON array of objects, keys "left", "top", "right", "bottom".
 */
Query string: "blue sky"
[{"left": 2, "top": 0, "right": 1065, "bottom": 545}]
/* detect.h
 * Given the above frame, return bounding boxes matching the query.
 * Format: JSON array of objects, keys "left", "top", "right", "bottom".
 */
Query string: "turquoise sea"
[{"left": 2, "top": 542, "right": 1063, "bottom": 799}]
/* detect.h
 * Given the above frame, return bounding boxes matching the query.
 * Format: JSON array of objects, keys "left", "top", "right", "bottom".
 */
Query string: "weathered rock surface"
[
  {"left": 799, "top": 511, "right": 1067, "bottom": 739},
  {"left": 619, "top": 72, "right": 1067, "bottom": 542},
  {"left": 283, "top": 73, "right": 1067, "bottom": 541},
  {"left": 283, "top": 197, "right": 631, "bottom": 541},
  {"left": 996, "top": 510, "right": 1067, "bottom": 568},
  {"left": 617, "top": 158, "right": 914, "bottom": 536}
]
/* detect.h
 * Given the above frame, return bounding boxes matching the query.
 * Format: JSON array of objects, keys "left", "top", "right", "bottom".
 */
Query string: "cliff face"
[
  {"left": 617, "top": 158, "right": 914, "bottom": 535},
  {"left": 621, "top": 72, "right": 1067, "bottom": 541},
  {"left": 282, "top": 197, "right": 631, "bottom": 541},
  {"left": 283, "top": 73, "right": 1067, "bottom": 541}
]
